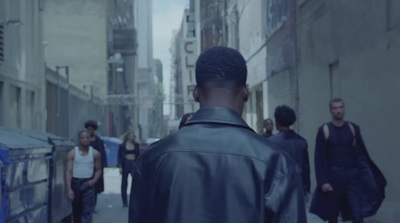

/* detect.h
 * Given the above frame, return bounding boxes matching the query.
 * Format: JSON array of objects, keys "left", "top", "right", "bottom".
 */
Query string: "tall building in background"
[
  {"left": 179, "top": 8, "right": 199, "bottom": 115},
  {"left": 0, "top": 0, "right": 46, "bottom": 131},
  {"left": 168, "top": 30, "right": 181, "bottom": 132},
  {"left": 152, "top": 59, "right": 165, "bottom": 138},
  {"left": 168, "top": 4, "right": 201, "bottom": 133},
  {"left": 106, "top": 0, "right": 138, "bottom": 137},
  {"left": 170, "top": 30, "right": 184, "bottom": 121},
  {"left": 135, "top": 0, "right": 155, "bottom": 140},
  {"left": 43, "top": 0, "right": 108, "bottom": 99},
  {"left": 199, "top": 0, "right": 228, "bottom": 53}
]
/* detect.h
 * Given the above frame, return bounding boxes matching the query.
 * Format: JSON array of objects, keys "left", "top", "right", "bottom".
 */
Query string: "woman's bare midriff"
[{"left": 125, "top": 153, "right": 136, "bottom": 160}]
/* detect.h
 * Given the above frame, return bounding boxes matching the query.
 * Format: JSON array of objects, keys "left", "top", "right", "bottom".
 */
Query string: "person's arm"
[
  {"left": 302, "top": 142, "right": 311, "bottom": 194},
  {"left": 65, "top": 150, "right": 75, "bottom": 201},
  {"left": 135, "top": 143, "right": 140, "bottom": 158},
  {"left": 118, "top": 144, "right": 124, "bottom": 174},
  {"left": 118, "top": 144, "right": 123, "bottom": 167},
  {"left": 354, "top": 126, "right": 370, "bottom": 170},
  {"left": 314, "top": 128, "right": 330, "bottom": 187},
  {"left": 100, "top": 139, "right": 108, "bottom": 167},
  {"left": 264, "top": 158, "right": 307, "bottom": 223},
  {"left": 88, "top": 150, "right": 102, "bottom": 187}
]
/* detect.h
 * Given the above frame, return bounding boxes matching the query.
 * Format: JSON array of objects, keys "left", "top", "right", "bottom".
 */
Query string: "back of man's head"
[
  {"left": 274, "top": 105, "right": 297, "bottom": 127},
  {"left": 195, "top": 47, "right": 247, "bottom": 89}
]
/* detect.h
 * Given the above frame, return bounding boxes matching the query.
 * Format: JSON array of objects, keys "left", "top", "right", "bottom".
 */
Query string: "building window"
[{"left": 0, "top": 24, "right": 4, "bottom": 62}]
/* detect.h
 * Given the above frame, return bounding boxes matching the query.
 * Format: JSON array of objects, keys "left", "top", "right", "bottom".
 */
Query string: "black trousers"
[
  {"left": 72, "top": 178, "right": 96, "bottom": 223},
  {"left": 121, "top": 160, "right": 136, "bottom": 205},
  {"left": 327, "top": 168, "right": 363, "bottom": 223}
]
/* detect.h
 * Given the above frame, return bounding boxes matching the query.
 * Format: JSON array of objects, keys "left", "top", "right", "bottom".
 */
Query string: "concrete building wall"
[
  {"left": 0, "top": 0, "right": 46, "bottom": 131},
  {"left": 264, "top": 0, "right": 299, "bottom": 132},
  {"left": 43, "top": 0, "right": 107, "bottom": 99},
  {"left": 238, "top": 0, "right": 268, "bottom": 132},
  {"left": 297, "top": 0, "right": 400, "bottom": 221}
]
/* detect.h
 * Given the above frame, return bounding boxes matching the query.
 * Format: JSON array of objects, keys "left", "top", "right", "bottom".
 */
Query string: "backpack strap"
[
  {"left": 347, "top": 122, "right": 356, "bottom": 147},
  {"left": 323, "top": 124, "right": 329, "bottom": 140}
]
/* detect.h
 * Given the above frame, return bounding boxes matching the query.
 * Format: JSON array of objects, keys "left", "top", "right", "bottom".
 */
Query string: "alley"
[{"left": 93, "top": 168, "right": 132, "bottom": 223}]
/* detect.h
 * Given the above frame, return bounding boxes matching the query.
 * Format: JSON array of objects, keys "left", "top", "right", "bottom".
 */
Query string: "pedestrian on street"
[
  {"left": 84, "top": 120, "right": 108, "bottom": 213},
  {"left": 118, "top": 131, "right": 140, "bottom": 207},
  {"left": 310, "top": 98, "right": 386, "bottom": 223},
  {"left": 66, "top": 130, "right": 102, "bottom": 223},
  {"left": 262, "top": 118, "right": 274, "bottom": 138},
  {"left": 178, "top": 112, "right": 194, "bottom": 129},
  {"left": 129, "top": 46, "right": 306, "bottom": 223},
  {"left": 268, "top": 105, "right": 311, "bottom": 202}
]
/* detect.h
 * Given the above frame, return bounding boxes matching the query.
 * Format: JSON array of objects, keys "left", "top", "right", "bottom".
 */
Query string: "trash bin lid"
[{"left": 0, "top": 128, "right": 53, "bottom": 149}]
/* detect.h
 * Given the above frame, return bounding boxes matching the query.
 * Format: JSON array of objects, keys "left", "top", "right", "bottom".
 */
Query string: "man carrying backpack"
[{"left": 310, "top": 98, "right": 386, "bottom": 223}]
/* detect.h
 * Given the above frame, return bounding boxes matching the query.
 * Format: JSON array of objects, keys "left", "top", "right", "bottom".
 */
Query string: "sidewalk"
[
  {"left": 95, "top": 168, "right": 327, "bottom": 223},
  {"left": 93, "top": 168, "right": 131, "bottom": 223}
]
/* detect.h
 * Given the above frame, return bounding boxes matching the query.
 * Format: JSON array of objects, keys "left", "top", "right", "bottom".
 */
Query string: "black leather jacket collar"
[{"left": 185, "top": 107, "right": 254, "bottom": 131}]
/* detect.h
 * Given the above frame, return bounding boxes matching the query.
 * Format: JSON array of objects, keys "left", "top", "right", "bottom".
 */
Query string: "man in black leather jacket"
[
  {"left": 129, "top": 46, "right": 307, "bottom": 223},
  {"left": 268, "top": 105, "right": 311, "bottom": 201}
]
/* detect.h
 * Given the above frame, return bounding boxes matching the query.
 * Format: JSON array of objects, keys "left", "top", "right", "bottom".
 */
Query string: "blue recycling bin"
[{"left": 101, "top": 137, "right": 122, "bottom": 167}]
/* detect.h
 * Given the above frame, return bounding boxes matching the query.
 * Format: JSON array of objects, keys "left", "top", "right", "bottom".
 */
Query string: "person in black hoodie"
[
  {"left": 84, "top": 120, "right": 108, "bottom": 213},
  {"left": 118, "top": 131, "right": 140, "bottom": 207},
  {"left": 268, "top": 105, "right": 311, "bottom": 202}
]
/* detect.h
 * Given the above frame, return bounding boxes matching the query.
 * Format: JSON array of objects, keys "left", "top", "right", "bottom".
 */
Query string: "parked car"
[{"left": 140, "top": 138, "right": 160, "bottom": 150}]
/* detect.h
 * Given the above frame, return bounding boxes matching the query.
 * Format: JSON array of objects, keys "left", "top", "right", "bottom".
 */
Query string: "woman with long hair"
[{"left": 117, "top": 131, "right": 140, "bottom": 207}]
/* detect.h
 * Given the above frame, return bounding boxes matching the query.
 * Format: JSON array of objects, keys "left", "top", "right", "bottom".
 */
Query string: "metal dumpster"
[
  {"left": 0, "top": 128, "right": 75, "bottom": 223},
  {"left": 101, "top": 137, "right": 122, "bottom": 167},
  {"left": 47, "top": 136, "right": 75, "bottom": 223}
]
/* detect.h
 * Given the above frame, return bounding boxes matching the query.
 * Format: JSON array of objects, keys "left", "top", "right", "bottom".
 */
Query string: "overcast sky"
[{"left": 153, "top": 0, "right": 188, "bottom": 115}]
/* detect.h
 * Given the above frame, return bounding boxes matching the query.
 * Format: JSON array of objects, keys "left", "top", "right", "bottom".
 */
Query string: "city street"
[{"left": 95, "top": 168, "right": 326, "bottom": 223}]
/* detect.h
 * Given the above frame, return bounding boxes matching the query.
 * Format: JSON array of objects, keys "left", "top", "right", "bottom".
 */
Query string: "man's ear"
[
  {"left": 193, "top": 86, "right": 200, "bottom": 102},
  {"left": 243, "top": 85, "right": 249, "bottom": 102}
]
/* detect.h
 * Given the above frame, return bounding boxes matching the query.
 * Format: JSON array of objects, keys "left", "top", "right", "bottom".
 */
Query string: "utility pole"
[{"left": 56, "top": 65, "right": 69, "bottom": 137}]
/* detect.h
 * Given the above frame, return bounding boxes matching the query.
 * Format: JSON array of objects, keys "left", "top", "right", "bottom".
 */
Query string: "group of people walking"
[
  {"left": 66, "top": 120, "right": 142, "bottom": 222},
  {"left": 66, "top": 46, "right": 386, "bottom": 223},
  {"left": 127, "top": 47, "right": 386, "bottom": 223},
  {"left": 261, "top": 99, "right": 386, "bottom": 222}
]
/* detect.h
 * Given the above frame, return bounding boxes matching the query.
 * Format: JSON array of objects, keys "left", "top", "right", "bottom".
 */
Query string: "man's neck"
[
  {"left": 331, "top": 119, "right": 345, "bottom": 127},
  {"left": 265, "top": 131, "right": 272, "bottom": 136},
  {"left": 279, "top": 127, "right": 290, "bottom": 131},
  {"left": 79, "top": 146, "right": 89, "bottom": 152},
  {"left": 199, "top": 89, "right": 243, "bottom": 115}
]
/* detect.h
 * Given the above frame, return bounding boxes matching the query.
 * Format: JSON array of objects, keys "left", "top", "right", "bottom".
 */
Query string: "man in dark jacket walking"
[
  {"left": 84, "top": 120, "right": 108, "bottom": 213},
  {"left": 129, "top": 46, "right": 306, "bottom": 223},
  {"left": 310, "top": 98, "right": 386, "bottom": 223},
  {"left": 268, "top": 105, "right": 311, "bottom": 201}
]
